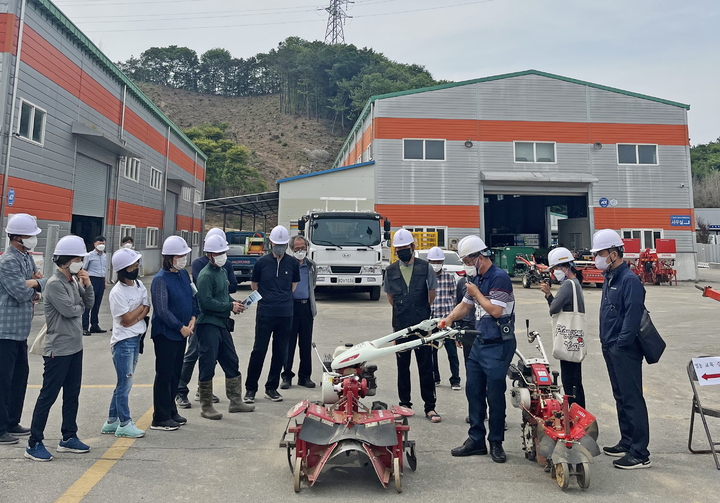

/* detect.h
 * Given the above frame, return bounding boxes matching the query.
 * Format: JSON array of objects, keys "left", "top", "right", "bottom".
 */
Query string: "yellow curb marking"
[{"left": 54, "top": 406, "right": 154, "bottom": 503}]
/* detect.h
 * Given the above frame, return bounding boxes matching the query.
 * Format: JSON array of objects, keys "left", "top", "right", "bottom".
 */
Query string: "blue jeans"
[{"left": 108, "top": 336, "right": 140, "bottom": 425}]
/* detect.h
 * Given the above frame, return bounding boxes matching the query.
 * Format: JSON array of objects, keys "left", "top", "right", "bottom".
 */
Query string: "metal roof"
[
  {"left": 332, "top": 69, "right": 691, "bottom": 168},
  {"left": 33, "top": 0, "right": 207, "bottom": 161},
  {"left": 276, "top": 161, "right": 375, "bottom": 184},
  {"left": 198, "top": 191, "right": 279, "bottom": 217}
]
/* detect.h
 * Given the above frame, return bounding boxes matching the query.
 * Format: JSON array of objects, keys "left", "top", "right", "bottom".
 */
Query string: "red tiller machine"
[
  {"left": 697, "top": 285, "right": 720, "bottom": 303},
  {"left": 631, "top": 239, "right": 678, "bottom": 285}
]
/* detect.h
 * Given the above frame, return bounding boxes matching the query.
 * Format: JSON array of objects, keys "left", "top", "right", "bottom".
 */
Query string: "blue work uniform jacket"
[{"left": 599, "top": 261, "right": 646, "bottom": 349}]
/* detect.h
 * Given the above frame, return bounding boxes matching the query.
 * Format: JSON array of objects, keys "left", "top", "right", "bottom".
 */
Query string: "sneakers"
[
  {"left": 150, "top": 419, "right": 180, "bottom": 431},
  {"left": 613, "top": 453, "right": 651, "bottom": 470},
  {"left": 115, "top": 422, "right": 145, "bottom": 438},
  {"left": 244, "top": 391, "right": 256, "bottom": 404},
  {"left": 603, "top": 443, "right": 630, "bottom": 458},
  {"left": 298, "top": 379, "right": 316, "bottom": 389},
  {"left": 25, "top": 442, "right": 53, "bottom": 461},
  {"left": 195, "top": 390, "right": 220, "bottom": 403},
  {"left": 0, "top": 432, "right": 19, "bottom": 444},
  {"left": 172, "top": 414, "right": 187, "bottom": 425},
  {"left": 280, "top": 379, "right": 291, "bottom": 390},
  {"left": 57, "top": 437, "right": 91, "bottom": 453},
  {"left": 176, "top": 394, "right": 191, "bottom": 409},
  {"left": 265, "top": 389, "right": 283, "bottom": 402},
  {"left": 451, "top": 383, "right": 462, "bottom": 391},
  {"left": 101, "top": 420, "right": 119, "bottom": 434},
  {"left": 9, "top": 424, "right": 31, "bottom": 436}
]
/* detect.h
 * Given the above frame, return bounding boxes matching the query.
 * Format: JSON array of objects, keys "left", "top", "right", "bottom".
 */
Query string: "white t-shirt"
[{"left": 109, "top": 280, "right": 150, "bottom": 346}]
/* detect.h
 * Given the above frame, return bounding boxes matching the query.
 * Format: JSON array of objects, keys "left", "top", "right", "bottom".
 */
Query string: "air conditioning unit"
[{"left": 450, "top": 238, "right": 460, "bottom": 251}]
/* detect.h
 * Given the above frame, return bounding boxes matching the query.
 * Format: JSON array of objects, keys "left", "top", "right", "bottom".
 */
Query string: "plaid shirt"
[
  {"left": 0, "top": 245, "right": 46, "bottom": 341},
  {"left": 430, "top": 270, "right": 457, "bottom": 319}
]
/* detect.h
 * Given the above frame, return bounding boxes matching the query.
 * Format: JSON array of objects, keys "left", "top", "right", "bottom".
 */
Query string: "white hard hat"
[
  {"left": 6, "top": 213, "right": 41, "bottom": 236},
  {"left": 548, "top": 247, "right": 574, "bottom": 268},
  {"left": 269, "top": 225, "right": 289, "bottom": 245},
  {"left": 204, "top": 234, "right": 229, "bottom": 253},
  {"left": 204, "top": 228, "right": 226, "bottom": 242},
  {"left": 392, "top": 229, "right": 414, "bottom": 247},
  {"left": 590, "top": 229, "right": 624, "bottom": 253},
  {"left": 427, "top": 246, "right": 445, "bottom": 261},
  {"left": 162, "top": 235, "right": 192, "bottom": 256},
  {"left": 458, "top": 235, "right": 489, "bottom": 259},
  {"left": 53, "top": 235, "right": 89, "bottom": 257},
  {"left": 112, "top": 248, "right": 141, "bottom": 271}
]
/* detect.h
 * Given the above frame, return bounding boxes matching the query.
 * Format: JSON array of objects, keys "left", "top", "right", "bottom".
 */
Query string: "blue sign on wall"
[
  {"left": 670, "top": 215, "right": 691, "bottom": 227},
  {"left": 599, "top": 198, "right": 609, "bottom": 208},
  {"left": 7, "top": 188, "right": 14, "bottom": 207}
]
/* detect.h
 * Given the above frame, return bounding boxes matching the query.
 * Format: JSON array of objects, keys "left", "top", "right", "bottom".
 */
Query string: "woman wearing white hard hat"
[
  {"left": 0, "top": 213, "right": 45, "bottom": 445},
  {"left": 244, "top": 225, "right": 300, "bottom": 404},
  {"left": 149, "top": 236, "right": 197, "bottom": 431},
  {"left": 25, "top": 235, "right": 94, "bottom": 462},
  {"left": 100, "top": 249, "right": 150, "bottom": 439},
  {"left": 540, "top": 247, "right": 586, "bottom": 409},
  {"left": 591, "top": 229, "right": 651, "bottom": 469}
]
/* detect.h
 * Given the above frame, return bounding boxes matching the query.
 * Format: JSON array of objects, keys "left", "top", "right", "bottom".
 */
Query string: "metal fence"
[{"left": 698, "top": 244, "right": 720, "bottom": 264}]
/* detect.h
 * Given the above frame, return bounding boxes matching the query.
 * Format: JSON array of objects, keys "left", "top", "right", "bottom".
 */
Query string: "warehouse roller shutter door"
[{"left": 73, "top": 154, "right": 110, "bottom": 217}]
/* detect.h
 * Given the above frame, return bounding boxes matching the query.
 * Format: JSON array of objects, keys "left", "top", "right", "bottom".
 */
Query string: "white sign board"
[{"left": 692, "top": 357, "right": 720, "bottom": 386}]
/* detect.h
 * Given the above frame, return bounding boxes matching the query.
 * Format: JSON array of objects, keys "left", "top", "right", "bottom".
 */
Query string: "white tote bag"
[
  {"left": 29, "top": 324, "right": 47, "bottom": 356},
  {"left": 551, "top": 280, "right": 587, "bottom": 363}
]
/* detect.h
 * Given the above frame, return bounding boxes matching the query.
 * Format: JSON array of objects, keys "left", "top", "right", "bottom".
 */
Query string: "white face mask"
[
  {"left": 213, "top": 253, "right": 227, "bottom": 268},
  {"left": 431, "top": 264, "right": 443, "bottom": 273},
  {"left": 595, "top": 254, "right": 611, "bottom": 271},
  {"left": 123, "top": 243, "right": 134, "bottom": 249},
  {"left": 294, "top": 250, "right": 307, "bottom": 261},
  {"left": 174, "top": 256, "right": 187, "bottom": 270},
  {"left": 463, "top": 265, "right": 477, "bottom": 277},
  {"left": 553, "top": 268, "right": 566, "bottom": 282},
  {"left": 96, "top": 244, "right": 106, "bottom": 253},
  {"left": 22, "top": 236, "right": 38, "bottom": 250},
  {"left": 69, "top": 261, "right": 83, "bottom": 274}
]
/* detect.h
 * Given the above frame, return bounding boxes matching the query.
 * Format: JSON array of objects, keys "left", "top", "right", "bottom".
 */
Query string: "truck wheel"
[{"left": 369, "top": 286, "right": 381, "bottom": 301}]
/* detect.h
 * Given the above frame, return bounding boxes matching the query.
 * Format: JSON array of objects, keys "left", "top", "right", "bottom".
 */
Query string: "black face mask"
[
  {"left": 123, "top": 269, "right": 139, "bottom": 281},
  {"left": 397, "top": 248, "right": 413, "bottom": 264}
]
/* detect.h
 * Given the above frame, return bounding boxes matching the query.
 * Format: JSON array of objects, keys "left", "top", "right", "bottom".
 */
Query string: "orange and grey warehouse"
[
  {"left": 0, "top": 0, "right": 206, "bottom": 275},
  {"left": 277, "top": 70, "right": 697, "bottom": 280}
]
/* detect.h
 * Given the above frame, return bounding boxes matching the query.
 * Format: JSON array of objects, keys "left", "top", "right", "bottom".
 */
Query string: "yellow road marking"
[
  {"left": 28, "top": 384, "right": 153, "bottom": 389},
  {"left": 55, "top": 406, "right": 154, "bottom": 503}
]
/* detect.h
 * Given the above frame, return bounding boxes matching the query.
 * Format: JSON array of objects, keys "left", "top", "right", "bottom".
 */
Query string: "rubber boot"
[
  {"left": 227, "top": 375, "right": 255, "bottom": 413},
  {"left": 199, "top": 381, "right": 223, "bottom": 420}
]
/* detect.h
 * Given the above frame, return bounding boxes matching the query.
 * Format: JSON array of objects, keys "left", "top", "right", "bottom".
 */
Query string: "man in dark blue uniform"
[
  {"left": 592, "top": 229, "right": 651, "bottom": 470},
  {"left": 439, "top": 236, "right": 515, "bottom": 463}
]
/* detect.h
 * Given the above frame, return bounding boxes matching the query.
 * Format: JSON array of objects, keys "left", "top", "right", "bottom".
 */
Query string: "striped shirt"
[
  {"left": 430, "top": 270, "right": 457, "bottom": 319},
  {"left": 462, "top": 265, "right": 515, "bottom": 321}
]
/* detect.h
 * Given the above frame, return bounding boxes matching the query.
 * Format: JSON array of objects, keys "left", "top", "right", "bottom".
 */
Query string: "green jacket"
[{"left": 196, "top": 262, "right": 234, "bottom": 328}]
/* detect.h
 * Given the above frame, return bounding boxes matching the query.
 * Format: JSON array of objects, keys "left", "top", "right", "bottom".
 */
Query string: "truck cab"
[
  {"left": 225, "top": 231, "right": 266, "bottom": 283},
  {"left": 299, "top": 211, "right": 391, "bottom": 300}
]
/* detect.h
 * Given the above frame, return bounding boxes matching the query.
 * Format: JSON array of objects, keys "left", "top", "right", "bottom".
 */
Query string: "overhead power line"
[{"left": 324, "top": 0, "right": 351, "bottom": 44}]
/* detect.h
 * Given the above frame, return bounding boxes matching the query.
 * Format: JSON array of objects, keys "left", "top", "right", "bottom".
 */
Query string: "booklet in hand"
[{"left": 242, "top": 290, "right": 262, "bottom": 308}]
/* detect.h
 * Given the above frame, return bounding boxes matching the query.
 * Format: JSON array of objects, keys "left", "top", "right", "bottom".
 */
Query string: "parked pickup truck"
[{"left": 225, "top": 231, "right": 266, "bottom": 283}]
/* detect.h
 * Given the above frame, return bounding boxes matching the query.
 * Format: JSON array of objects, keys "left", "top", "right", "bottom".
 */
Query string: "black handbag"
[{"left": 637, "top": 309, "right": 665, "bottom": 364}]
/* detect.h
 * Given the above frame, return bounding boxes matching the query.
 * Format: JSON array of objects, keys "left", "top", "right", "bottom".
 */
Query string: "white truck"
[{"left": 298, "top": 208, "right": 391, "bottom": 301}]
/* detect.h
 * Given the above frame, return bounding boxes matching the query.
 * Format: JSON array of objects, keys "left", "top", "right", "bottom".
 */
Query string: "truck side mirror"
[
  {"left": 298, "top": 219, "right": 305, "bottom": 235},
  {"left": 384, "top": 219, "right": 391, "bottom": 232},
  {"left": 384, "top": 231, "right": 391, "bottom": 241}
]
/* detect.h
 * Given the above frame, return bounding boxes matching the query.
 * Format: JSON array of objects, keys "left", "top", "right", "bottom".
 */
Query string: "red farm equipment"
[{"left": 633, "top": 239, "right": 677, "bottom": 285}]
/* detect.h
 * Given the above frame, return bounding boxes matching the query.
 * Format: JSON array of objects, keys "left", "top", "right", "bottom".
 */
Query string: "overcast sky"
[{"left": 53, "top": 0, "right": 719, "bottom": 144}]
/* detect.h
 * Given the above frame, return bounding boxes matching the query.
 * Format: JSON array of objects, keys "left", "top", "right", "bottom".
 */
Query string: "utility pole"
[{"left": 324, "top": 0, "right": 351, "bottom": 45}]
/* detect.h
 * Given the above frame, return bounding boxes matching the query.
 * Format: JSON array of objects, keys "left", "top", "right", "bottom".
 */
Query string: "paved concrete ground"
[{"left": 2, "top": 271, "right": 720, "bottom": 502}]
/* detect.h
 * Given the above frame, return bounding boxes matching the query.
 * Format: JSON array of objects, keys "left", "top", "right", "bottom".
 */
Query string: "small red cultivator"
[
  {"left": 280, "top": 320, "right": 471, "bottom": 493},
  {"left": 508, "top": 321, "right": 600, "bottom": 490}
]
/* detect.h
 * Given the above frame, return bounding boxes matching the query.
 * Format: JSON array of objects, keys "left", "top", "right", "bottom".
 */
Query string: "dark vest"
[{"left": 386, "top": 258, "right": 431, "bottom": 331}]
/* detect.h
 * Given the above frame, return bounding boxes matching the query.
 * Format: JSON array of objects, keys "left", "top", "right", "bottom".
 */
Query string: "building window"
[
  {"left": 119, "top": 225, "right": 136, "bottom": 247},
  {"left": 192, "top": 231, "right": 200, "bottom": 246},
  {"left": 194, "top": 190, "right": 202, "bottom": 205},
  {"left": 403, "top": 226, "right": 448, "bottom": 248},
  {"left": 621, "top": 228, "right": 663, "bottom": 250},
  {"left": 150, "top": 168, "right": 163, "bottom": 191},
  {"left": 180, "top": 230, "right": 190, "bottom": 245},
  {"left": 617, "top": 144, "right": 658, "bottom": 165},
  {"left": 124, "top": 158, "right": 141, "bottom": 182},
  {"left": 181, "top": 186, "right": 192, "bottom": 202},
  {"left": 146, "top": 227, "right": 159, "bottom": 248},
  {"left": 403, "top": 139, "right": 445, "bottom": 161},
  {"left": 514, "top": 142, "right": 556, "bottom": 163},
  {"left": 17, "top": 99, "right": 46, "bottom": 145}
]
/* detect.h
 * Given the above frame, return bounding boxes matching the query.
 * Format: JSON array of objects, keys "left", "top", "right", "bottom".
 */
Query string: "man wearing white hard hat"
[
  {"left": 384, "top": 229, "right": 440, "bottom": 422},
  {"left": 26, "top": 235, "right": 94, "bottom": 461},
  {"left": 195, "top": 234, "right": 254, "bottom": 419},
  {"left": 427, "top": 246, "right": 462, "bottom": 391},
  {"left": 439, "top": 235, "right": 515, "bottom": 463},
  {"left": 100, "top": 248, "right": 149, "bottom": 439},
  {"left": 175, "top": 228, "right": 237, "bottom": 409},
  {"left": 0, "top": 214, "right": 45, "bottom": 445},
  {"left": 244, "top": 225, "right": 300, "bottom": 404},
  {"left": 591, "top": 229, "right": 651, "bottom": 470}
]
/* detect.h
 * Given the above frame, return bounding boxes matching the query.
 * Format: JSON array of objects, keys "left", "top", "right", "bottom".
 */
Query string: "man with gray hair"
[{"left": 281, "top": 235, "right": 318, "bottom": 389}]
